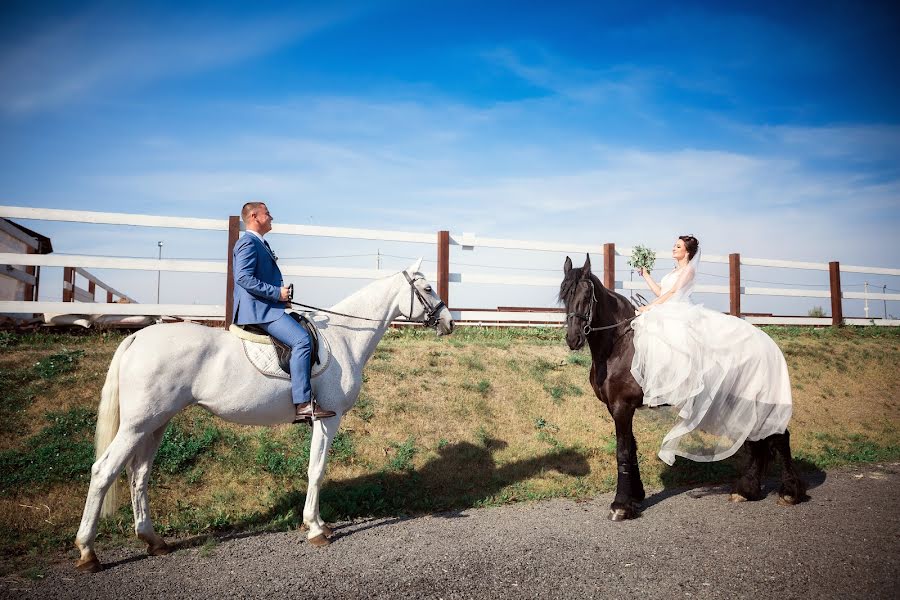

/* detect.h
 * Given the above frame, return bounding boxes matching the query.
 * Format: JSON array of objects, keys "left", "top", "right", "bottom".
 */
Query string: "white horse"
[{"left": 74, "top": 260, "right": 454, "bottom": 572}]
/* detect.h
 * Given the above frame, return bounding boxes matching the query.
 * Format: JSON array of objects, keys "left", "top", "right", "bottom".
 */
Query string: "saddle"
[{"left": 235, "top": 312, "right": 320, "bottom": 375}]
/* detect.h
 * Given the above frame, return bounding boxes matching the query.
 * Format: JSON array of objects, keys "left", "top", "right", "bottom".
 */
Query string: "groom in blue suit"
[{"left": 232, "top": 201, "right": 335, "bottom": 423}]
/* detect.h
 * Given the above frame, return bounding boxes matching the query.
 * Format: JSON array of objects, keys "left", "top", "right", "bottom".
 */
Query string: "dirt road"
[{"left": 5, "top": 463, "right": 898, "bottom": 599}]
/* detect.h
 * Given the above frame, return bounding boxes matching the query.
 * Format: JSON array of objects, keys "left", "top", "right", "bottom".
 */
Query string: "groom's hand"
[{"left": 279, "top": 287, "right": 291, "bottom": 301}]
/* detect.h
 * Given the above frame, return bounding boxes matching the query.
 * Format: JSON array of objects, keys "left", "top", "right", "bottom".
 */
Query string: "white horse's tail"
[{"left": 98, "top": 334, "right": 135, "bottom": 518}]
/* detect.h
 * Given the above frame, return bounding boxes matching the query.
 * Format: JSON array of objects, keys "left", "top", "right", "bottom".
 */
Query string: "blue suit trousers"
[{"left": 259, "top": 313, "right": 313, "bottom": 405}]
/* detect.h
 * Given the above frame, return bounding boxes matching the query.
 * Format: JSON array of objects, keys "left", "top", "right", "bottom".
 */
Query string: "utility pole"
[
  {"left": 377, "top": 248, "right": 381, "bottom": 270},
  {"left": 157, "top": 241, "right": 163, "bottom": 304}
]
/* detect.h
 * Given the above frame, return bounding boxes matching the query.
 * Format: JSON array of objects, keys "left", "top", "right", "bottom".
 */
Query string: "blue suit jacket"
[{"left": 232, "top": 233, "right": 285, "bottom": 325}]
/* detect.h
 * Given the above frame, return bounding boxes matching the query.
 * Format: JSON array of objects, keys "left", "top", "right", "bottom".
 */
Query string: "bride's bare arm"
[
  {"left": 637, "top": 267, "right": 695, "bottom": 313},
  {"left": 640, "top": 268, "right": 662, "bottom": 296}
]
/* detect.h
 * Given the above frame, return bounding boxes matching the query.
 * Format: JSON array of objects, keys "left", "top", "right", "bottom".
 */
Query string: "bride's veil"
[{"left": 670, "top": 248, "right": 700, "bottom": 303}]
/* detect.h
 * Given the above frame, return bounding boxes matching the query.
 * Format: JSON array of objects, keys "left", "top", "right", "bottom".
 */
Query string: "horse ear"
[
  {"left": 407, "top": 258, "right": 423, "bottom": 274},
  {"left": 564, "top": 256, "right": 572, "bottom": 275},
  {"left": 582, "top": 254, "right": 592, "bottom": 277}
]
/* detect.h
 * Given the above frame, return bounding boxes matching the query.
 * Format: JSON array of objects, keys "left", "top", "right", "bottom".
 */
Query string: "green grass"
[
  {"left": 0, "top": 406, "right": 96, "bottom": 492},
  {"left": 387, "top": 436, "right": 418, "bottom": 472},
  {"left": 32, "top": 349, "right": 84, "bottom": 379},
  {"left": 462, "top": 378, "right": 492, "bottom": 396},
  {"left": 157, "top": 420, "right": 222, "bottom": 475},
  {"left": 801, "top": 432, "right": 900, "bottom": 469},
  {"left": 567, "top": 352, "right": 591, "bottom": 367}
]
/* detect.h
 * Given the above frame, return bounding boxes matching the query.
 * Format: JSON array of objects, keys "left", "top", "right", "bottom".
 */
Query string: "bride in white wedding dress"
[{"left": 630, "top": 236, "right": 793, "bottom": 466}]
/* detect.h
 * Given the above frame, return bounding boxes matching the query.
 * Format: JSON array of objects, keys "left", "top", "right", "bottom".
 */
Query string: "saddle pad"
[{"left": 229, "top": 324, "right": 331, "bottom": 380}]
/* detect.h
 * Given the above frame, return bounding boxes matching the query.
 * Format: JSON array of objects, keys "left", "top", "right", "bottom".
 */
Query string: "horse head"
[
  {"left": 559, "top": 254, "right": 597, "bottom": 350},
  {"left": 401, "top": 258, "right": 454, "bottom": 335}
]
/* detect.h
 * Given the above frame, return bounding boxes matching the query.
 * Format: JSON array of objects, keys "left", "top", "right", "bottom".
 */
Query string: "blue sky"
[{"left": 1, "top": 0, "right": 898, "bottom": 313}]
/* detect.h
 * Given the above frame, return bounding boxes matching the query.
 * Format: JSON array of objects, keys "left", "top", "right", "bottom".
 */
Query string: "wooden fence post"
[
  {"left": 603, "top": 243, "right": 615, "bottom": 290},
  {"left": 107, "top": 291, "right": 113, "bottom": 303},
  {"left": 225, "top": 216, "right": 240, "bottom": 328},
  {"left": 62, "top": 267, "right": 74, "bottom": 302},
  {"left": 29, "top": 266, "right": 40, "bottom": 301},
  {"left": 729, "top": 253, "right": 741, "bottom": 317},
  {"left": 437, "top": 230, "right": 450, "bottom": 308},
  {"left": 829, "top": 261, "right": 843, "bottom": 327},
  {"left": 88, "top": 280, "right": 96, "bottom": 301},
  {"left": 23, "top": 245, "right": 36, "bottom": 301}
]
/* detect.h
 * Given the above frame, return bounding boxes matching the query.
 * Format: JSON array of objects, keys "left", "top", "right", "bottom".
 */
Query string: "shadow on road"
[
  {"left": 238, "top": 438, "right": 590, "bottom": 535},
  {"left": 644, "top": 450, "right": 827, "bottom": 511}
]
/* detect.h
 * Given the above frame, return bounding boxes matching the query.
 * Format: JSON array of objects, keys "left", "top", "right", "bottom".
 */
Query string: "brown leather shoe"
[{"left": 293, "top": 401, "right": 336, "bottom": 423}]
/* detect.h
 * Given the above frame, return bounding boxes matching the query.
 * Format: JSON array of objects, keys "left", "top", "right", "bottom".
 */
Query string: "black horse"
[{"left": 559, "top": 255, "right": 806, "bottom": 520}]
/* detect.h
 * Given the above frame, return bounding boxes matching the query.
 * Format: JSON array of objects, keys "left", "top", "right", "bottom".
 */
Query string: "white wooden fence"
[{"left": 0, "top": 205, "right": 898, "bottom": 327}]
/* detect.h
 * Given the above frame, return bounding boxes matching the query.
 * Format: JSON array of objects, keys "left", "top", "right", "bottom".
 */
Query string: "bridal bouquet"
[{"left": 627, "top": 244, "right": 656, "bottom": 273}]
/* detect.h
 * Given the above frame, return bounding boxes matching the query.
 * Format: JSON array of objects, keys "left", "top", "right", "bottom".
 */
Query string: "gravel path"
[{"left": 5, "top": 463, "right": 898, "bottom": 600}]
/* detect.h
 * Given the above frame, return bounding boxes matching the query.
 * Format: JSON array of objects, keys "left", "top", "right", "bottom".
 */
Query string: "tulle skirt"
[{"left": 630, "top": 301, "right": 792, "bottom": 465}]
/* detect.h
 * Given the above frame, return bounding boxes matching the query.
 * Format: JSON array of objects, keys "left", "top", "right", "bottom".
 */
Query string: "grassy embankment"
[{"left": 0, "top": 326, "right": 898, "bottom": 574}]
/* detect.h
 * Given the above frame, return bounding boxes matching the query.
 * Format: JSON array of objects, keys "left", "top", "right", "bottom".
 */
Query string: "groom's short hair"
[{"left": 241, "top": 202, "right": 266, "bottom": 223}]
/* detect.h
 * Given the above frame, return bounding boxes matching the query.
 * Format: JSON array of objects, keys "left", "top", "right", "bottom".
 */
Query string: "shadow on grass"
[
  {"left": 644, "top": 448, "right": 827, "bottom": 512},
  {"left": 239, "top": 438, "right": 590, "bottom": 535},
  {"left": 92, "top": 439, "right": 589, "bottom": 570}
]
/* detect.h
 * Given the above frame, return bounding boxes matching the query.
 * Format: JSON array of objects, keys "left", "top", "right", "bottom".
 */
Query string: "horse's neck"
[
  {"left": 587, "top": 277, "right": 631, "bottom": 363},
  {"left": 328, "top": 275, "right": 404, "bottom": 363}
]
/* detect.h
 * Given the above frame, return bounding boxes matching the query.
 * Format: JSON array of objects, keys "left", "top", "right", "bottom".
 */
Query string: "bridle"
[
  {"left": 288, "top": 272, "right": 447, "bottom": 329},
  {"left": 566, "top": 278, "right": 637, "bottom": 335},
  {"left": 401, "top": 271, "right": 447, "bottom": 329}
]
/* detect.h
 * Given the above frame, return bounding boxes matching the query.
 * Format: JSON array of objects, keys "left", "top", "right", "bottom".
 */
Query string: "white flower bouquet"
[{"left": 627, "top": 244, "right": 656, "bottom": 273}]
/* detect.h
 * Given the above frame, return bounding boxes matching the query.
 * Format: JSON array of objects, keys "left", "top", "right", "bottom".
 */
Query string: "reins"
[
  {"left": 286, "top": 272, "right": 446, "bottom": 328},
  {"left": 566, "top": 278, "right": 638, "bottom": 335}
]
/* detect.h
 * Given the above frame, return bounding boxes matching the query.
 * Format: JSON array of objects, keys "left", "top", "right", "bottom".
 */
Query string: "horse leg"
[
  {"left": 74, "top": 429, "right": 144, "bottom": 572},
  {"left": 608, "top": 402, "right": 640, "bottom": 521},
  {"left": 628, "top": 434, "right": 645, "bottom": 503},
  {"left": 303, "top": 414, "right": 341, "bottom": 546},
  {"left": 731, "top": 439, "right": 771, "bottom": 502},
  {"left": 126, "top": 425, "right": 170, "bottom": 555},
  {"left": 772, "top": 429, "right": 807, "bottom": 505}
]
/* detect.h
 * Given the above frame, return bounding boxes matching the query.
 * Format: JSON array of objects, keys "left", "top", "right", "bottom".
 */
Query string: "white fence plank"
[
  {"left": 449, "top": 233, "right": 604, "bottom": 254},
  {"left": 0, "top": 301, "right": 224, "bottom": 317},
  {"left": 451, "top": 310, "right": 565, "bottom": 322},
  {"left": 743, "top": 316, "right": 832, "bottom": 325},
  {"left": 844, "top": 318, "right": 900, "bottom": 326},
  {"left": 0, "top": 205, "right": 229, "bottom": 231},
  {"left": 272, "top": 223, "right": 434, "bottom": 244},
  {"left": 0, "top": 206, "right": 437, "bottom": 244},
  {"left": 0, "top": 253, "right": 226, "bottom": 273},
  {"left": 841, "top": 265, "right": 900, "bottom": 276},
  {"left": 843, "top": 291, "right": 900, "bottom": 301},
  {"left": 743, "top": 287, "right": 831, "bottom": 299}
]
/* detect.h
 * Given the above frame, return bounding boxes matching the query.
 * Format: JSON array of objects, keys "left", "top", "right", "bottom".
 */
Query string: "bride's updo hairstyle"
[{"left": 679, "top": 235, "right": 699, "bottom": 260}]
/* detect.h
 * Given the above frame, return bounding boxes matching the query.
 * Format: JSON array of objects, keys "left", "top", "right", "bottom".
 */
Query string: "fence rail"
[{"left": 0, "top": 205, "right": 897, "bottom": 327}]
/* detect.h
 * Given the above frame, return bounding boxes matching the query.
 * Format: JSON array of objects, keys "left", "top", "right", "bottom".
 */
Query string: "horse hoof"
[
  {"left": 729, "top": 493, "right": 748, "bottom": 503},
  {"left": 148, "top": 542, "right": 171, "bottom": 556},
  {"left": 302, "top": 523, "right": 334, "bottom": 538},
  {"left": 608, "top": 508, "right": 632, "bottom": 521},
  {"left": 777, "top": 495, "right": 797, "bottom": 506},
  {"left": 308, "top": 534, "right": 331, "bottom": 547},
  {"left": 75, "top": 557, "right": 102, "bottom": 573}
]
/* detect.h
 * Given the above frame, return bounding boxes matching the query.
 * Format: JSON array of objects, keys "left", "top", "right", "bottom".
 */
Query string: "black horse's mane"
[{"left": 559, "top": 267, "right": 634, "bottom": 328}]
